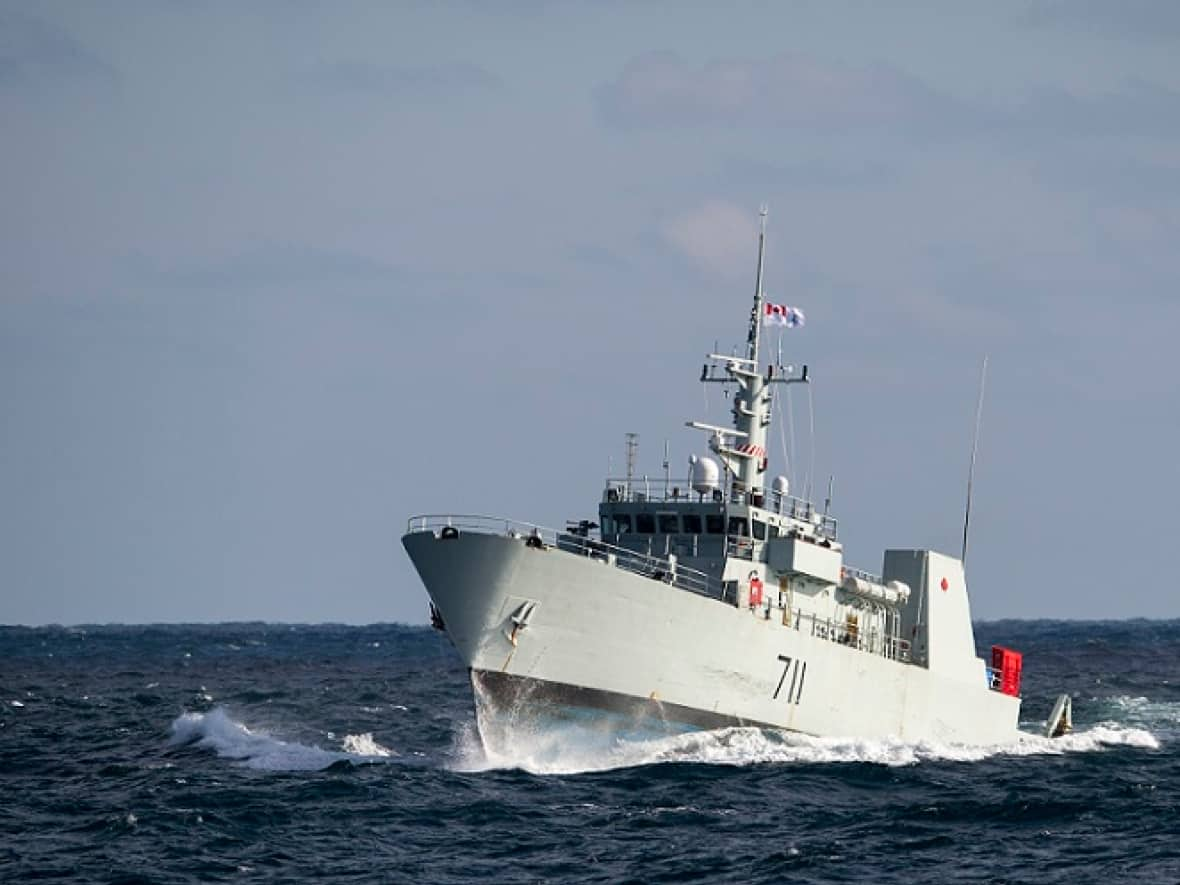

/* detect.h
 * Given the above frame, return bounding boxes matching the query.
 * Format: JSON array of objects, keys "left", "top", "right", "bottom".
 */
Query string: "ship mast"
[
  {"left": 730, "top": 206, "right": 770, "bottom": 492},
  {"left": 746, "top": 206, "right": 768, "bottom": 365},
  {"left": 689, "top": 206, "right": 808, "bottom": 500}
]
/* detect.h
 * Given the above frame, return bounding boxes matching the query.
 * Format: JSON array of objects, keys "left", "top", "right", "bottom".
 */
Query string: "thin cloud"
[
  {"left": 0, "top": 11, "right": 116, "bottom": 87},
  {"left": 128, "top": 244, "right": 407, "bottom": 292},
  {"left": 596, "top": 52, "right": 958, "bottom": 133},
  {"left": 1002, "top": 81, "right": 1180, "bottom": 138},
  {"left": 296, "top": 61, "right": 501, "bottom": 96},
  {"left": 596, "top": 51, "right": 1180, "bottom": 139},
  {"left": 122, "top": 245, "right": 555, "bottom": 303},
  {"left": 1018, "top": 0, "right": 1180, "bottom": 39},
  {"left": 661, "top": 201, "right": 759, "bottom": 278}
]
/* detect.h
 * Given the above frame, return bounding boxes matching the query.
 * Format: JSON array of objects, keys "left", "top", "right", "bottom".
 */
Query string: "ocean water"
[{"left": 1, "top": 620, "right": 1177, "bottom": 884}]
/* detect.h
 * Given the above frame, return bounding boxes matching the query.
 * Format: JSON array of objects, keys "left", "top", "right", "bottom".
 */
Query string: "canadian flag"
[{"left": 764, "top": 302, "right": 805, "bottom": 328}]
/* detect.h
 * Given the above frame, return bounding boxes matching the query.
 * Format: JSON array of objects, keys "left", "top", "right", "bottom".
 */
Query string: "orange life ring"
[{"left": 748, "top": 572, "right": 764, "bottom": 608}]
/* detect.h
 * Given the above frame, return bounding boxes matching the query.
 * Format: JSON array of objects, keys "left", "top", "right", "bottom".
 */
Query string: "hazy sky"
[{"left": 4, "top": 1, "right": 1179, "bottom": 625}]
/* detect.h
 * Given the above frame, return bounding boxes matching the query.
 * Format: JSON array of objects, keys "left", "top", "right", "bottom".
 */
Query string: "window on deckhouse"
[{"left": 727, "top": 516, "right": 749, "bottom": 537}]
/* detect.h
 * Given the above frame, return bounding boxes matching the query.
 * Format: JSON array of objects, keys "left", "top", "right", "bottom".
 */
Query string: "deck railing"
[
  {"left": 406, "top": 514, "right": 911, "bottom": 666},
  {"left": 601, "top": 478, "right": 838, "bottom": 538},
  {"left": 725, "top": 538, "right": 763, "bottom": 561},
  {"left": 840, "top": 565, "right": 884, "bottom": 585},
  {"left": 405, "top": 514, "right": 727, "bottom": 602},
  {"left": 779, "top": 607, "right": 911, "bottom": 663}
]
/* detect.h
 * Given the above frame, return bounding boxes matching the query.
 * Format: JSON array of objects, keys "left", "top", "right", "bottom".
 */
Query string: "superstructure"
[{"left": 403, "top": 210, "right": 1033, "bottom": 744}]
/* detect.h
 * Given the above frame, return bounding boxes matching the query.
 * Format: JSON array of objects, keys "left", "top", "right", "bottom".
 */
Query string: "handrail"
[
  {"left": 725, "top": 538, "right": 764, "bottom": 561},
  {"left": 405, "top": 514, "right": 727, "bottom": 602},
  {"left": 406, "top": 514, "right": 913, "bottom": 666},
  {"left": 784, "top": 607, "right": 912, "bottom": 663},
  {"left": 600, "top": 479, "right": 839, "bottom": 539},
  {"left": 841, "top": 565, "right": 884, "bottom": 585}
]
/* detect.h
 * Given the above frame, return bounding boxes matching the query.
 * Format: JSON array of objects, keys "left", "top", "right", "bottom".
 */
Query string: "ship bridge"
[{"left": 598, "top": 476, "right": 840, "bottom": 583}]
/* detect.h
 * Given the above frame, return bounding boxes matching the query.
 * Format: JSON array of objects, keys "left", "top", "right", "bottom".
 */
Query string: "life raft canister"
[{"left": 748, "top": 572, "right": 764, "bottom": 608}]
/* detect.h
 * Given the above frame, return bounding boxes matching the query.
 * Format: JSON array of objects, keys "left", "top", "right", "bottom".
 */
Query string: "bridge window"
[
  {"left": 635, "top": 513, "right": 655, "bottom": 534},
  {"left": 682, "top": 513, "right": 702, "bottom": 534},
  {"left": 705, "top": 514, "right": 724, "bottom": 534},
  {"left": 614, "top": 514, "right": 632, "bottom": 534},
  {"left": 658, "top": 514, "right": 679, "bottom": 534},
  {"left": 727, "top": 516, "right": 749, "bottom": 537},
  {"left": 753, "top": 519, "right": 767, "bottom": 541}
]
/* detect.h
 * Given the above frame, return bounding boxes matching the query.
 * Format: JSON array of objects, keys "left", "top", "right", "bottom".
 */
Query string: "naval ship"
[{"left": 404, "top": 210, "right": 1065, "bottom": 745}]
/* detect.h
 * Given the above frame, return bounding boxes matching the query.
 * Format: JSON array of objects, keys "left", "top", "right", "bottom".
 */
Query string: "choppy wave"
[
  {"left": 341, "top": 731, "right": 396, "bottom": 757},
  {"left": 168, "top": 694, "right": 1166, "bottom": 777},
  {"left": 453, "top": 718, "right": 1159, "bottom": 776},
  {"left": 170, "top": 707, "right": 1160, "bottom": 777},
  {"left": 5, "top": 623, "right": 1179, "bottom": 884},
  {"left": 169, "top": 707, "right": 397, "bottom": 770},
  {"left": 1096, "top": 695, "right": 1180, "bottom": 730}
]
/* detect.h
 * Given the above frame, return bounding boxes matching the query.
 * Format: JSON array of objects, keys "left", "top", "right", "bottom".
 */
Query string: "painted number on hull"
[{"left": 773, "top": 654, "right": 807, "bottom": 705}]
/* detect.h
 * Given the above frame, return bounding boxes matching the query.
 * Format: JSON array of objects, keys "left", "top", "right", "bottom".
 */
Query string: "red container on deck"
[{"left": 991, "top": 646, "right": 1023, "bottom": 697}]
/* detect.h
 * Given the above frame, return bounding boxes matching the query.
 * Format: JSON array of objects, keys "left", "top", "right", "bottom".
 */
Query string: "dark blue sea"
[{"left": 1, "top": 620, "right": 1177, "bottom": 884}]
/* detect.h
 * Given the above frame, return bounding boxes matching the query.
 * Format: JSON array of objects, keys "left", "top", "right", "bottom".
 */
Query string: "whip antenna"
[{"left": 961, "top": 355, "right": 988, "bottom": 567}]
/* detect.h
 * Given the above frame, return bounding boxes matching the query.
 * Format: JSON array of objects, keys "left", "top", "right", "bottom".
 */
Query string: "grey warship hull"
[
  {"left": 403, "top": 208, "right": 1030, "bottom": 747},
  {"left": 403, "top": 521, "right": 1022, "bottom": 744}
]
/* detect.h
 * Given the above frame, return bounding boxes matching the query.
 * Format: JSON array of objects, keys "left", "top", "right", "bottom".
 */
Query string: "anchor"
[{"left": 504, "top": 600, "right": 538, "bottom": 647}]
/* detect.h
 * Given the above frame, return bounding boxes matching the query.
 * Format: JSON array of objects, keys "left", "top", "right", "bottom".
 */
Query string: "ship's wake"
[
  {"left": 452, "top": 678, "right": 1164, "bottom": 775},
  {"left": 452, "top": 718, "right": 1158, "bottom": 775},
  {"left": 166, "top": 698, "right": 1167, "bottom": 776},
  {"left": 169, "top": 707, "right": 398, "bottom": 771}
]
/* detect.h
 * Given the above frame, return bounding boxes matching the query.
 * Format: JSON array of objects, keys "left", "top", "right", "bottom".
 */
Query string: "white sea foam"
[
  {"left": 341, "top": 732, "right": 396, "bottom": 757},
  {"left": 451, "top": 717, "right": 1159, "bottom": 776},
  {"left": 1100, "top": 696, "right": 1180, "bottom": 729},
  {"left": 169, "top": 708, "right": 397, "bottom": 771}
]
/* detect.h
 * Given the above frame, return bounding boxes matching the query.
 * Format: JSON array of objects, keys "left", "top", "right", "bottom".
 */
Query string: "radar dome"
[
  {"left": 771, "top": 475, "right": 790, "bottom": 497},
  {"left": 689, "top": 455, "right": 720, "bottom": 494}
]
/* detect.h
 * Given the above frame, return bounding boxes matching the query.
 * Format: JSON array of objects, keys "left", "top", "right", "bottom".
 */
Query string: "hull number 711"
[{"left": 774, "top": 654, "right": 807, "bottom": 705}]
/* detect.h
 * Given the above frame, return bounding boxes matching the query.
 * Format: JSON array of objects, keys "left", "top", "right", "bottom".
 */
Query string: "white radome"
[{"left": 689, "top": 455, "right": 720, "bottom": 494}]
